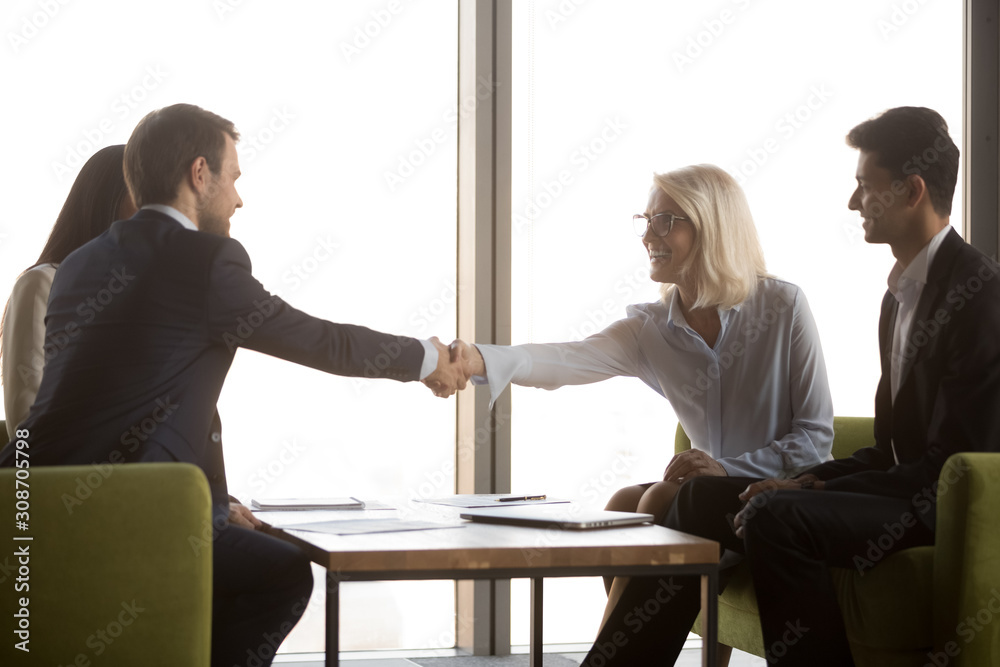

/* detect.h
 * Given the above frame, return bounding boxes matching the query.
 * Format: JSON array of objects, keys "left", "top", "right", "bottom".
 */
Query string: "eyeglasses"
[{"left": 632, "top": 212, "right": 688, "bottom": 237}]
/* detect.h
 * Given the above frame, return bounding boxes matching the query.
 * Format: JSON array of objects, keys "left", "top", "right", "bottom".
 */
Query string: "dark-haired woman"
[{"left": 1, "top": 145, "right": 135, "bottom": 439}]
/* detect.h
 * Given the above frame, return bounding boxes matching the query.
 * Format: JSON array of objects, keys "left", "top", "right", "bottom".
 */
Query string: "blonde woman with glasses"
[{"left": 449, "top": 163, "right": 834, "bottom": 660}]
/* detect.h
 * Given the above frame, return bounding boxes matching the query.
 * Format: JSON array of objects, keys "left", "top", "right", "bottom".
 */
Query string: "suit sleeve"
[
  {"left": 204, "top": 239, "right": 425, "bottom": 381},
  {"left": 802, "top": 443, "right": 895, "bottom": 481}
]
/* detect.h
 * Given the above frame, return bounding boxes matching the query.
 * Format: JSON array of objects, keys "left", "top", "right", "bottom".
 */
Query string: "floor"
[{"left": 274, "top": 643, "right": 768, "bottom": 666}]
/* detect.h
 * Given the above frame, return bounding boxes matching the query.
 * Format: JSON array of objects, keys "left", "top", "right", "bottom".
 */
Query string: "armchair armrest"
[{"left": 932, "top": 452, "right": 1000, "bottom": 665}]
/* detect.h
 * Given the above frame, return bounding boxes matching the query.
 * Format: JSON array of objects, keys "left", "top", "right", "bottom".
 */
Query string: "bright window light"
[
  {"left": 509, "top": 0, "right": 962, "bottom": 647},
  {"left": 1, "top": 0, "right": 458, "bottom": 654}
]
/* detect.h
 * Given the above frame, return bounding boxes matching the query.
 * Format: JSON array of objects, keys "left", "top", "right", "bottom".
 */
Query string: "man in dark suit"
[
  {"left": 0, "top": 103, "right": 467, "bottom": 666},
  {"left": 579, "top": 107, "right": 1000, "bottom": 666}
]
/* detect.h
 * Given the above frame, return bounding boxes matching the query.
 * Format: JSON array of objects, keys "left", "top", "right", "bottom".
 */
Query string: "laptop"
[{"left": 460, "top": 506, "right": 654, "bottom": 530}]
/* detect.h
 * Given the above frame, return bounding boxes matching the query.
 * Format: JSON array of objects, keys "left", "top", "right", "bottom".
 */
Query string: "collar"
[
  {"left": 664, "top": 286, "right": 737, "bottom": 332},
  {"left": 887, "top": 225, "right": 952, "bottom": 302},
  {"left": 141, "top": 204, "right": 199, "bottom": 232}
]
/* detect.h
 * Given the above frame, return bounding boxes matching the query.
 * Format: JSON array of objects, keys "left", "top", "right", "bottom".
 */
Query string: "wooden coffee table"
[{"left": 261, "top": 504, "right": 719, "bottom": 667}]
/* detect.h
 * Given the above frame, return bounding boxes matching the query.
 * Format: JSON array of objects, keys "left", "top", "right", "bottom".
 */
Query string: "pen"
[{"left": 498, "top": 495, "right": 546, "bottom": 502}]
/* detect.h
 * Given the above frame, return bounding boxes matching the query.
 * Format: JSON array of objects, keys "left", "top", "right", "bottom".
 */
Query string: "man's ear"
[
  {"left": 187, "top": 156, "right": 211, "bottom": 195},
  {"left": 905, "top": 173, "right": 928, "bottom": 209}
]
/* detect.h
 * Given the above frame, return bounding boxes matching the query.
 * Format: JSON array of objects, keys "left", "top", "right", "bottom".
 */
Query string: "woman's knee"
[
  {"left": 669, "top": 476, "right": 742, "bottom": 532},
  {"left": 636, "top": 481, "right": 681, "bottom": 517},
  {"left": 605, "top": 485, "right": 645, "bottom": 512}
]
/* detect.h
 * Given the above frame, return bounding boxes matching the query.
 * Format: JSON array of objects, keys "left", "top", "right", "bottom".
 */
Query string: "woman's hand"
[
  {"left": 662, "top": 449, "right": 727, "bottom": 483},
  {"left": 449, "top": 339, "right": 485, "bottom": 378}
]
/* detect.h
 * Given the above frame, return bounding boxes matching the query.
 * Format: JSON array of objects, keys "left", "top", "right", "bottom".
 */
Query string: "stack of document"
[{"left": 251, "top": 497, "right": 365, "bottom": 511}]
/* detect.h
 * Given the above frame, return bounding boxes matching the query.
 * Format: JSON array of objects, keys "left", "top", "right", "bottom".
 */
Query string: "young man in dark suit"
[
  {"left": 0, "top": 103, "right": 467, "bottom": 665},
  {"left": 579, "top": 107, "right": 1000, "bottom": 666}
]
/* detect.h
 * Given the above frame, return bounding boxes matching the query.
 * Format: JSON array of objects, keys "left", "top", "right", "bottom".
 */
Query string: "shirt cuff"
[
  {"left": 472, "top": 344, "right": 533, "bottom": 408},
  {"left": 418, "top": 339, "right": 439, "bottom": 381},
  {"left": 717, "top": 443, "right": 789, "bottom": 479}
]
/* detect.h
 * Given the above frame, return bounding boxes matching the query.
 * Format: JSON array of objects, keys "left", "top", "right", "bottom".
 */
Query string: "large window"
[
  {"left": 3, "top": 0, "right": 978, "bottom": 658},
  {"left": 508, "top": 0, "right": 962, "bottom": 647},
  {"left": 1, "top": 0, "right": 458, "bottom": 653}
]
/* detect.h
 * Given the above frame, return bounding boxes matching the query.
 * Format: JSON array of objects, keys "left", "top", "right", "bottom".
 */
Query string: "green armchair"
[
  {"left": 677, "top": 416, "right": 1000, "bottom": 666},
  {"left": 0, "top": 461, "right": 213, "bottom": 665}
]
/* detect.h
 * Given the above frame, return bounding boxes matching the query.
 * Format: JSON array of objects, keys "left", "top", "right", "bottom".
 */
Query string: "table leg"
[
  {"left": 530, "top": 577, "right": 543, "bottom": 667},
  {"left": 701, "top": 570, "right": 718, "bottom": 667},
  {"left": 326, "top": 571, "right": 339, "bottom": 667}
]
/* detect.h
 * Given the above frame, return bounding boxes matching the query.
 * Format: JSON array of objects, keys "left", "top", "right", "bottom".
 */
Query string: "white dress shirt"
[
  {"left": 474, "top": 278, "right": 834, "bottom": 478},
  {"left": 141, "top": 205, "right": 440, "bottom": 378},
  {"left": 886, "top": 224, "right": 951, "bottom": 462}
]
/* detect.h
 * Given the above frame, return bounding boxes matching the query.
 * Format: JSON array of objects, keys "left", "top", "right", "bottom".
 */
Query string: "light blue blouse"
[{"left": 474, "top": 278, "right": 834, "bottom": 479}]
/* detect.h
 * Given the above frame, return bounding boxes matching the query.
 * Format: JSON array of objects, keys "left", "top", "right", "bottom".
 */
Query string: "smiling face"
[
  {"left": 643, "top": 187, "right": 695, "bottom": 287},
  {"left": 197, "top": 133, "right": 243, "bottom": 238},
  {"left": 849, "top": 150, "right": 910, "bottom": 246}
]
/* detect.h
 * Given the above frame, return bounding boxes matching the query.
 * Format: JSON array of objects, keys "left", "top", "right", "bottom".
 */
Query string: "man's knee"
[
  {"left": 286, "top": 549, "right": 314, "bottom": 601},
  {"left": 739, "top": 492, "right": 796, "bottom": 545},
  {"left": 275, "top": 552, "right": 313, "bottom": 629}
]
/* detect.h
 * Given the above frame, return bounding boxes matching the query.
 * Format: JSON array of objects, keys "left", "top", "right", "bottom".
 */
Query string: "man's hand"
[
  {"left": 731, "top": 476, "right": 823, "bottom": 538},
  {"left": 448, "top": 339, "right": 485, "bottom": 379},
  {"left": 229, "top": 501, "right": 262, "bottom": 530},
  {"left": 422, "top": 336, "right": 468, "bottom": 398},
  {"left": 662, "top": 449, "right": 727, "bottom": 483}
]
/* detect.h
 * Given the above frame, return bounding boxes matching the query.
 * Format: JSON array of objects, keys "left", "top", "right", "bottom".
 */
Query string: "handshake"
[{"left": 422, "top": 338, "right": 484, "bottom": 398}]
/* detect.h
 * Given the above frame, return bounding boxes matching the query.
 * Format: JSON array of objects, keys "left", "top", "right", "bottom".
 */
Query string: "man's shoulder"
[
  {"left": 922, "top": 232, "right": 1000, "bottom": 344},
  {"left": 934, "top": 232, "right": 1000, "bottom": 305},
  {"left": 125, "top": 210, "right": 229, "bottom": 248},
  {"left": 934, "top": 228, "right": 999, "bottom": 281},
  {"left": 112, "top": 210, "right": 248, "bottom": 265},
  {"left": 55, "top": 213, "right": 250, "bottom": 293}
]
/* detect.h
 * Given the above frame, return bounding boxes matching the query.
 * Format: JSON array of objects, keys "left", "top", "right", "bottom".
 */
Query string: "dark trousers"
[
  {"left": 581, "top": 476, "right": 935, "bottom": 666},
  {"left": 582, "top": 477, "right": 753, "bottom": 666},
  {"left": 741, "top": 484, "right": 933, "bottom": 666},
  {"left": 212, "top": 524, "right": 314, "bottom": 667}
]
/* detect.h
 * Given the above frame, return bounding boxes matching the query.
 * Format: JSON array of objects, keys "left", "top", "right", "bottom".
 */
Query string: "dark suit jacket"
[
  {"left": 804, "top": 229, "right": 1000, "bottom": 529},
  {"left": 0, "top": 210, "right": 425, "bottom": 518}
]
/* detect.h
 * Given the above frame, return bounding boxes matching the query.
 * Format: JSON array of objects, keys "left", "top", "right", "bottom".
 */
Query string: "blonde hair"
[{"left": 652, "top": 164, "right": 769, "bottom": 310}]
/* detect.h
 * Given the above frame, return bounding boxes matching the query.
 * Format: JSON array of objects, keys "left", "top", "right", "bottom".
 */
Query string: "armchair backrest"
[
  {"left": 674, "top": 416, "right": 876, "bottom": 460},
  {"left": 0, "top": 462, "right": 213, "bottom": 665}
]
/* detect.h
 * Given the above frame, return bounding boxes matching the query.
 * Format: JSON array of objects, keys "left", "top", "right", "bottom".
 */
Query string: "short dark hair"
[
  {"left": 123, "top": 103, "right": 239, "bottom": 208},
  {"left": 846, "top": 106, "right": 959, "bottom": 216}
]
